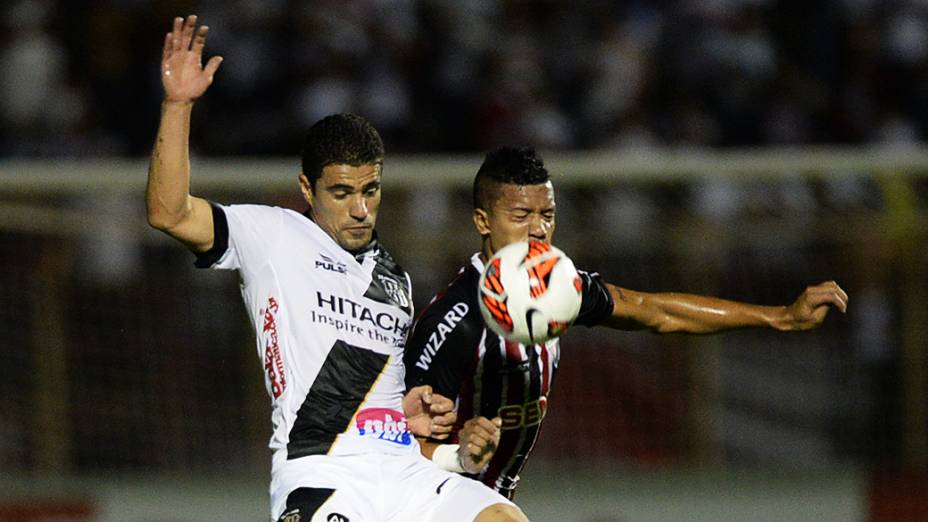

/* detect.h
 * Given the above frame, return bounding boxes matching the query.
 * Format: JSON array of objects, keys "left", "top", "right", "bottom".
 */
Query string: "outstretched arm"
[
  {"left": 603, "top": 281, "right": 848, "bottom": 334},
  {"left": 146, "top": 15, "right": 223, "bottom": 252}
]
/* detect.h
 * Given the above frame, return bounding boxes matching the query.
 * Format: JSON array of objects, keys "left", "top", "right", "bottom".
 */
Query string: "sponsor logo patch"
[
  {"left": 327, "top": 514, "right": 349, "bottom": 522},
  {"left": 414, "top": 302, "right": 469, "bottom": 371},
  {"left": 316, "top": 254, "right": 348, "bottom": 274},
  {"left": 498, "top": 397, "right": 548, "bottom": 430},
  {"left": 262, "top": 296, "right": 287, "bottom": 398},
  {"left": 355, "top": 408, "right": 413, "bottom": 446}
]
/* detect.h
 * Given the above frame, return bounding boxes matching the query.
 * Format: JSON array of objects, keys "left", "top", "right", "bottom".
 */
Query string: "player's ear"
[
  {"left": 299, "top": 174, "right": 315, "bottom": 207},
  {"left": 473, "top": 207, "right": 491, "bottom": 236}
]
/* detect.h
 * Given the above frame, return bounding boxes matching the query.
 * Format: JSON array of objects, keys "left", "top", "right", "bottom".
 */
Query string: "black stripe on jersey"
[
  {"left": 477, "top": 332, "right": 505, "bottom": 420},
  {"left": 287, "top": 340, "right": 389, "bottom": 459},
  {"left": 278, "top": 487, "right": 335, "bottom": 521},
  {"left": 193, "top": 202, "right": 230, "bottom": 268}
]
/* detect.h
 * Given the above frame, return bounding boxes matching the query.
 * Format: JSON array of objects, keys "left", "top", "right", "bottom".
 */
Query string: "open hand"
[
  {"left": 403, "top": 385, "right": 457, "bottom": 440},
  {"left": 785, "top": 281, "right": 848, "bottom": 330},
  {"left": 457, "top": 416, "right": 501, "bottom": 474},
  {"left": 161, "top": 15, "right": 223, "bottom": 103}
]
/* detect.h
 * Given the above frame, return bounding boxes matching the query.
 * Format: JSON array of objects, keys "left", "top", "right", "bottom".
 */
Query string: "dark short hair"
[
  {"left": 301, "top": 113, "right": 384, "bottom": 189},
  {"left": 473, "top": 146, "right": 550, "bottom": 210}
]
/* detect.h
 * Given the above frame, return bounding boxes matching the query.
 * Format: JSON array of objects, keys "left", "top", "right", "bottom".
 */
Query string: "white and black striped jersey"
[
  {"left": 195, "top": 203, "right": 418, "bottom": 471},
  {"left": 404, "top": 253, "right": 614, "bottom": 498}
]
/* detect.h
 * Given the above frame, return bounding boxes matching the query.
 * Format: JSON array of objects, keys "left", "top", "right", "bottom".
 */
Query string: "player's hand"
[
  {"left": 457, "top": 416, "right": 501, "bottom": 474},
  {"left": 403, "top": 385, "right": 457, "bottom": 440},
  {"left": 161, "top": 15, "right": 223, "bottom": 103},
  {"left": 784, "top": 281, "right": 848, "bottom": 330}
]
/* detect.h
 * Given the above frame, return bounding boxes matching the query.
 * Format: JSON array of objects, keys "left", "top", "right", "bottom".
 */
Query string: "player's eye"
[{"left": 364, "top": 185, "right": 380, "bottom": 197}]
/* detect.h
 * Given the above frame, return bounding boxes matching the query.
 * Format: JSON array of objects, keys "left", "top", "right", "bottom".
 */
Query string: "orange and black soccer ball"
[{"left": 478, "top": 240, "right": 582, "bottom": 345}]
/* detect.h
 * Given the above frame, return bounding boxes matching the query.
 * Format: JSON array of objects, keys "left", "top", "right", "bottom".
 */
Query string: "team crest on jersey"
[
  {"left": 316, "top": 254, "right": 348, "bottom": 274},
  {"left": 280, "top": 509, "right": 300, "bottom": 522},
  {"left": 378, "top": 274, "right": 409, "bottom": 308},
  {"left": 364, "top": 269, "right": 412, "bottom": 314}
]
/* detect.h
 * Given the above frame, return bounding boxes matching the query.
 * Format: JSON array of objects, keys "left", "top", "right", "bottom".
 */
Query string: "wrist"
[
  {"left": 769, "top": 305, "right": 793, "bottom": 331},
  {"left": 162, "top": 99, "right": 195, "bottom": 109},
  {"left": 431, "top": 443, "right": 465, "bottom": 473}
]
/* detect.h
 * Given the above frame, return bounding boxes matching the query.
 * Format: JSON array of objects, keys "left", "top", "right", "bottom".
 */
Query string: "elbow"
[
  {"left": 146, "top": 191, "right": 194, "bottom": 231},
  {"left": 146, "top": 207, "right": 169, "bottom": 231},
  {"left": 146, "top": 211, "right": 165, "bottom": 231},
  {"left": 146, "top": 204, "right": 183, "bottom": 232}
]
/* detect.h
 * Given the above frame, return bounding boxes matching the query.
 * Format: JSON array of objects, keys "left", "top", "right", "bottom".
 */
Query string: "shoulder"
[
  {"left": 420, "top": 264, "right": 481, "bottom": 322},
  {"left": 215, "top": 203, "right": 293, "bottom": 230},
  {"left": 218, "top": 202, "right": 286, "bottom": 216},
  {"left": 409, "top": 264, "right": 483, "bottom": 346}
]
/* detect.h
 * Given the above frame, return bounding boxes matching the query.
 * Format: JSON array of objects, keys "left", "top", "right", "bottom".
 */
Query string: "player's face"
[
  {"left": 475, "top": 181, "right": 556, "bottom": 257},
  {"left": 300, "top": 163, "right": 382, "bottom": 252}
]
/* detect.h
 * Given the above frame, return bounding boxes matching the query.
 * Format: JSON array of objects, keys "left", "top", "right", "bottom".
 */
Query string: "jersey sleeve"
[
  {"left": 574, "top": 270, "right": 615, "bottom": 327},
  {"left": 403, "top": 297, "right": 484, "bottom": 400},
  {"left": 194, "top": 203, "right": 282, "bottom": 279}
]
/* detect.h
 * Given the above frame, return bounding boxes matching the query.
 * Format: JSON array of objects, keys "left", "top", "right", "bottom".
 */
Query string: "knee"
[{"left": 474, "top": 502, "right": 529, "bottom": 522}]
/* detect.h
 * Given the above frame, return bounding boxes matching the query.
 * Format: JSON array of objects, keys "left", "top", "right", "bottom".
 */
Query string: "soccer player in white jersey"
[
  {"left": 405, "top": 146, "right": 850, "bottom": 499},
  {"left": 146, "top": 15, "right": 529, "bottom": 522}
]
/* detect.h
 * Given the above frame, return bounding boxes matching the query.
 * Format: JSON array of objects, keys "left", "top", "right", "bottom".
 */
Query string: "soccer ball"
[{"left": 478, "top": 240, "right": 583, "bottom": 345}]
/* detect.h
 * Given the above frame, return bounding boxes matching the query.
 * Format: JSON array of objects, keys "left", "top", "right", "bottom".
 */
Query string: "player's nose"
[
  {"left": 349, "top": 195, "right": 368, "bottom": 220},
  {"left": 528, "top": 219, "right": 547, "bottom": 241}
]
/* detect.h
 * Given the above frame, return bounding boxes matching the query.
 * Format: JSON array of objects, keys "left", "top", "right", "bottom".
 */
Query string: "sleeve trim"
[
  {"left": 193, "top": 203, "right": 229, "bottom": 268},
  {"left": 575, "top": 270, "right": 615, "bottom": 327}
]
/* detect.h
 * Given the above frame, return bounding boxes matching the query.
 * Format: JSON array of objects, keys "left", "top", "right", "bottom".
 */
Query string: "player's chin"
[{"left": 338, "top": 229, "right": 373, "bottom": 251}]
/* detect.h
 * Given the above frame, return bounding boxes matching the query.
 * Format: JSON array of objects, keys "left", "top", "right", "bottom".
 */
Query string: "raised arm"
[
  {"left": 603, "top": 281, "right": 848, "bottom": 334},
  {"left": 146, "top": 15, "right": 223, "bottom": 252}
]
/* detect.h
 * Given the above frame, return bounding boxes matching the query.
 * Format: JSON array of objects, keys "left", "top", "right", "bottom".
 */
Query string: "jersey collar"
[{"left": 469, "top": 252, "right": 485, "bottom": 273}]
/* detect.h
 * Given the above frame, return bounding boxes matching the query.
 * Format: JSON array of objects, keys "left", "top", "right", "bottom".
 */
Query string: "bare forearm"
[
  {"left": 147, "top": 101, "right": 194, "bottom": 229},
  {"left": 646, "top": 293, "right": 787, "bottom": 333},
  {"left": 606, "top": 285, "right": 791, "bottom": 334},
  {"left": 145, "top": 101, "right": 213, "bottom": 251}
]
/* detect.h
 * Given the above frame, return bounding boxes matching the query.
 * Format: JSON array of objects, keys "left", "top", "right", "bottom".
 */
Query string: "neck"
[{"left": 480, "top": 239, "right": 493, "bottom": 262}]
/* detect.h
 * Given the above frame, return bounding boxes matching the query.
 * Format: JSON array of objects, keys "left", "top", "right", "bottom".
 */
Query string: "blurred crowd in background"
[
  {"left": 2, "top": 0, "right": 927, "bottom": 490},
  {"left": 3, "top": 0, "right": 928, "bottom": 157}
]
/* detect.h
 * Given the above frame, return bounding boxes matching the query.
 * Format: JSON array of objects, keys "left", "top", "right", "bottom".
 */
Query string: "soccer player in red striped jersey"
[{"left": 404, "top": 146, "right": 849, "bottom": 499}]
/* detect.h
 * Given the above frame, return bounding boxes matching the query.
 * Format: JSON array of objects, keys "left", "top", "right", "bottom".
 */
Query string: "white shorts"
[{"left": 269, "top": 452, "right": 515, "bottom": 521}]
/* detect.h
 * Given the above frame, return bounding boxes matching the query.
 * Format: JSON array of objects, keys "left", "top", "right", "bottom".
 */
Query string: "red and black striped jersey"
[{"left": 404, "top": 253, "right": 614, "bottom": 497}]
